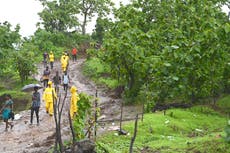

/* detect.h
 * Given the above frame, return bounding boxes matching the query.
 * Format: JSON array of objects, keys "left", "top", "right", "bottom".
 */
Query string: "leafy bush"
[
  {"left": 73, "top": 93, "right": 92, "bottom": 140},
  {"left": 83, "top": 57, "right": 118, "bottom": 89}
]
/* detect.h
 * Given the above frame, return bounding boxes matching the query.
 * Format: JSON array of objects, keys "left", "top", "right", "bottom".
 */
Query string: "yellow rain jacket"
[
  {"left": 70, "top": 86, "right": 80, "bottom": 119},
  {"left": 60, "top": 55, "right": 66, "bottom": 63},
  {"left": 61, "top": 58, "right": 68, "bottom": 72},
  {"left": 49, "top": 53, "right": 54, "bottom": 62},
  {"left": 43, "top": 85, "right": 57, "bottom": 116},
  {"left": 60, "top": 55, "right": 68, "bottom": 72},
  {"left": 65, "top": 53, "right": 69, "bottom": 63}
]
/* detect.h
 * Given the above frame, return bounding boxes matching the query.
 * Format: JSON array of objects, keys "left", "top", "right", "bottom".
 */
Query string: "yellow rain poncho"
[
  {"left": 49, "top": 52, "right": 54, "bottom": 62},
  {"left": 60, "top": 55, "right": 68, "bottom": 72},
  {"left": 60, "top": 54, "right": 66, "bottom": 63},
  {"left": 65, "top": 53, "right": 69, "bottom": 63},
  {"left": 70, "top": 86, "right": 80, "bottom": 119},
  {"left": 43, "top": 81, "right": 57, "bottom": 116}
]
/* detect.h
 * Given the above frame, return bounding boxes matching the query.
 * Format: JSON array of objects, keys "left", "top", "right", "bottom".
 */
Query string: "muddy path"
[{"left": 0, "top": 58, "right": 142, "bottom": 153}]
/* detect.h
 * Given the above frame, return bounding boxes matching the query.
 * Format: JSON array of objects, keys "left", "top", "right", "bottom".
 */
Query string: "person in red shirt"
[{"left": 71, "top": 47, "right": 78, "bottom": 62}]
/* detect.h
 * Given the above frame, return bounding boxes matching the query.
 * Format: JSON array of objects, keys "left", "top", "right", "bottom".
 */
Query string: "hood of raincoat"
[
  {"left": 48, "top": 81, "right": 53, "bottom": 87},
  {"left": 70, "top": 86, "right": 77, "bottom": 93}
]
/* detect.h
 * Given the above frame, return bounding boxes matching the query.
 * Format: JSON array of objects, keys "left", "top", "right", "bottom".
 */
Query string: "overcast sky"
[{"left": 0, "top": 0, "right": 229, "bottom": 37}]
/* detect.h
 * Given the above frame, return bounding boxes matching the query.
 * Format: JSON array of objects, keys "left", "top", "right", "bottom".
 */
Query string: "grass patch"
[
  {"left": 83, "top": 57, "right": 118, "bottom": 89},
  {"left": 96, "top": 107, "right": 230, "bottom": 153}
]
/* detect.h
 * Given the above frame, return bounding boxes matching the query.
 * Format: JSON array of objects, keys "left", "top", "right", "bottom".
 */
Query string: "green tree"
[
  {"left": 0, "top": 21, "right": 21, "bottom": 75},
  {"left": 38, "top": 0, "right": 114, "bottom": 35},
  {"left": 91, "top": 17, "right": 106, "bottom": 44},
  {"left": 74, "top": 0, "right": 114, "bottom": 35},
  {"left": 13, "top": 50, "right": 37, "bottom": 83},
  {"left": 102, "top": 0, "right": 230, "bottom": 104},
  {"left": 38, "top": 0, "right": 80, "bottom": 33}
]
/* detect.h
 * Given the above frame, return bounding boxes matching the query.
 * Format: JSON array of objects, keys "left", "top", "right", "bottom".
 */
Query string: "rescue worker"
[
  {"left": 60, "top": 55, "right": 68, "bottom": 72},
  {"left": 70, "top": 86, "right": 80, "bottom": 119},
  {"left": 65, "top": 51, "right": 70, "bottom": 70},
  {"left": 49, "top": 51, "right": 55, "bottom": 69},
  {"left": 43, "top": 81, "right": 57, "bottom": 116}
]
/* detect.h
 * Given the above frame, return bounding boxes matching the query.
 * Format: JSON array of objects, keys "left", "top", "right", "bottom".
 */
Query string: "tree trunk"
[{"left": 82, "top": 12, "right": 87, "bottom": 35}]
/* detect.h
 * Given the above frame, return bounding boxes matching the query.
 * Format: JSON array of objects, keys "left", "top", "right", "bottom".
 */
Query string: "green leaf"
[
  {"left": 224, "top": 23, "right": 230, "bottom": 34},
  {"left": 172, "top": 76, "right": 179, "bottom": 81}
]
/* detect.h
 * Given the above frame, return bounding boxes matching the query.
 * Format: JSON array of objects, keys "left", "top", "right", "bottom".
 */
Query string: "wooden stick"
[{"left": 129, "top": 114, "right": 138, "bottom": 153}]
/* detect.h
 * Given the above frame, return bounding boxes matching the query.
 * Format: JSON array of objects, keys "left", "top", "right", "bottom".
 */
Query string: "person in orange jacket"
[
  {"left": 43, "top": 81, "right": 57, "bottom": 116},
  {"left": 71, "top": 48, "right": 78, "bottom": 62},
  {"left": 70, "top": 86, "right": 80, "bottom": 119}
]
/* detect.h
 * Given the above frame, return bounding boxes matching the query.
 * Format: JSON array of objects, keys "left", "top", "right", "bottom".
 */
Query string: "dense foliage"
[
  {"left": 0, "top": 22, "right": 21, "bottom": 76},
  {"left": 99, "top": 0, "right": 230, "bottom": 104},
  {"left": 225, "top": 120, "right": 230, "bottom": 143}
]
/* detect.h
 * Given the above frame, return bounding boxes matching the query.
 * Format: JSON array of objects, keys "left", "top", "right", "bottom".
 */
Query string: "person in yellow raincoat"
[
  {"left": 70, "top": 86, "right": 80, "bottom": 119},
  {"left": 49, "top": 51, "right": 55, "bottom": 69},
  {"left": 43, "top": 81, "right": 57, "bottom": 116},
  {"left": 60, "top": 52, "right": 66, "bottom": 63},
  {"left": 65, "top": 52, "right": 70, "bottom": 70},
  {"left": 60, "top": 55, "right": 68, "bottom": 72}
]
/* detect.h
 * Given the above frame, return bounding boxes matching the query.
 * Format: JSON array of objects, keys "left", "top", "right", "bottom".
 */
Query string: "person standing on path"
[
  {"left": 65, "top": 51, "right": 70, "bottom": 71},
  {"left": 60, "top": 55, "right": 68, "bottom": 72},
  {"left": 71, "top": 47, "right": 78, "bottom": 62},
  {"left": 43, "top": 66, "right": 51, "bottom": 88},
  {"left": 70, "top": 86, "right": 80, "bottom": 119},
  {"left": 49, "top": 51, "right": 55, "bottom": 69},
  {"left": 0, "top": 94, "right": 14, "bottom": 131},
  {"left": 63, "top": 71, "right": 70, "bottom": 92},
  {"left": 43, "top": 81, "right": 57, "bottom": 116},
  {"left": 43, "top": 52, "right": 48, "bottom": 68},
  {"left": 30, "top": 86, "right": 41, "bottom": 125},
  {"left": 53, "top": 70, "right": 62, "bottom": 93}
]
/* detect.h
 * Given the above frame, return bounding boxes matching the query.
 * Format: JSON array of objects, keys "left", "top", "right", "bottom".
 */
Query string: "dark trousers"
[
  {"left": 31, "top": 107, "right": 40, "bottom": 124},
  {"left": 43, "top": 79, "right": 49, "bottom": 87},
  {"left": 72, "top": 55, "right": 76, "bottom": 61},
  {"left": 50, "top": 62, "right": 54, "bottom": 69},
  {"left": 63, "top": 84, "right": 68, "bottom": 91}
]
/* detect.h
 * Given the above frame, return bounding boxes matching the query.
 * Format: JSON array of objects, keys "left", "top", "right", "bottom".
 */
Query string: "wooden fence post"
[
  {"left": 141, "top": 102, "right": 144, "bottom": 122},
  {"left": 129, "top": 114, "right": 138, "bottom": 153},
  {"left": 119, "top": 100, "right": 123, "bottom": 133},
  {"left": 94, "top": 89, "right": 98, "bottom": 140}
]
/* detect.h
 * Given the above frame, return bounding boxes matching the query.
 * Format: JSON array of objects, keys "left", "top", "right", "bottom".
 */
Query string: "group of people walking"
[
  {"left": 1, "top": 47, "right": 80, "bottom": 131},
  {"left": 39, "top": 47, "right": 80, "bottom": 121}
]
